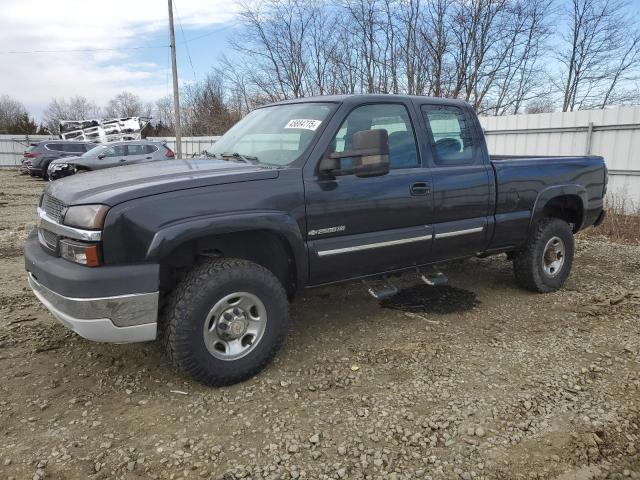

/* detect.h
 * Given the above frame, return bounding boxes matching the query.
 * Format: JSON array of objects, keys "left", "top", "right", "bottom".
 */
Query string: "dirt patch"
[
  {"left": 380, "top": 284, "right": 480, "bottom": 314},
  {"left": 0, "top": 169, "right": 638, "bottom": 480}
]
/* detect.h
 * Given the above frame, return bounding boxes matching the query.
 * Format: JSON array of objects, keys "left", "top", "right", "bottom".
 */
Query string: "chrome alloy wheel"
[
  {"left": 542, "top": 236, "right": 565, "bottom": 277},
  {"left": 203, "top": 292, "right": 267, "bottom": 361}
]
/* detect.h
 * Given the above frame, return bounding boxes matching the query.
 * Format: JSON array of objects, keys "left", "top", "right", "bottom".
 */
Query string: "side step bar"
[
  {"left": 362, "top": 277, "right": 398, "bottom": 300},
  {"left": 363, "top": 267, "right": 449, "bottom": 300}
]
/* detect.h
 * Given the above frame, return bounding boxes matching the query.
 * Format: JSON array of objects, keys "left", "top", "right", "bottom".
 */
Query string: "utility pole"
[{"left": 168, "top": 0, "right": 182, "bottom": 159}]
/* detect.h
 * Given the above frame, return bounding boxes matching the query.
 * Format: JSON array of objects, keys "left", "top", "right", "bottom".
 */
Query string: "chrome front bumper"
[{"left": 27, "top": 272, "right": 158, "bottom": 343}]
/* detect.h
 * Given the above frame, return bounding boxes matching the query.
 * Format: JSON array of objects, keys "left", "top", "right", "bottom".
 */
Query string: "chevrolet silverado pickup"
[{"left": 25, "top": 95, "right": 607, "bottom": 386}]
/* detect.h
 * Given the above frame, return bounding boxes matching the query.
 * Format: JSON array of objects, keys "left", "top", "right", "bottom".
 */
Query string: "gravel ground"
[{"left": 0, "top": 169, "right": 638, "bottom": 480}]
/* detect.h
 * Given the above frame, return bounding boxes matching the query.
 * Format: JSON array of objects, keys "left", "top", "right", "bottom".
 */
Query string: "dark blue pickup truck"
[{"left": 25, "top": 95, "right": 607, "bottom": 386}]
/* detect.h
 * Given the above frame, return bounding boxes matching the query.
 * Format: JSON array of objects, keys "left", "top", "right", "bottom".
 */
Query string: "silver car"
[{"left": 48, "top": 140, "right": 175, "bottom": 180}]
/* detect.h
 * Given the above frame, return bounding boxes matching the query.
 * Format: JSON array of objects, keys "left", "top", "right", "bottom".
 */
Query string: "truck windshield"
[{"left": 210, "top": 103, "right": 333, "bottom": 166}]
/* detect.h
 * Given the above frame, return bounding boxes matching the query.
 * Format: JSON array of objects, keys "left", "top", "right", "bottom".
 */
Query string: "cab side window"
[
  {"left": 421, "top": 105, "right": 479, "bottom": 166},
  {"left": 331, "top": 104, "right": 419, "bottom": 169}
]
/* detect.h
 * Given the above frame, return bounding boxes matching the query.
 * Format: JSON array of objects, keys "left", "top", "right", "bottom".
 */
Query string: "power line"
[
  {"left": 0, "top": 45, "right": 170, "bottom": 55},
  {"left": 173, "top": 0, "right": 197, "bottom": 83},
  {"left": 178, "top": 23, "right": 236, "bottom": 44},
  {"left": 0, "top": 23, "right": 236, "bottom": 56}
]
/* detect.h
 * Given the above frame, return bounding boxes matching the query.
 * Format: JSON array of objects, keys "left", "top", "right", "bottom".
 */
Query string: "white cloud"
[{"left": 0, "top": 0, "right": 237, "bottom": 119}]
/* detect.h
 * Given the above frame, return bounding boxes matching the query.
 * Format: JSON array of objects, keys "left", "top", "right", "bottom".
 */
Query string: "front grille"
[
  {"left": 38, "top": 228, "right": 58, "bottom": 253},
  {"left": 42, "top": 193, "right": 66, "bottom": 223}
]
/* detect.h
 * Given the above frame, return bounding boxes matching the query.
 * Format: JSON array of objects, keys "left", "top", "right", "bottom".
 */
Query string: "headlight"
[
  {"left": 50, "top": 163, "right": 68, "bottom": 171},
  {"left": 59, "top": 239, "right": 101, "bottom": 267},
  {"left": 63, "top": 205, "right": 109, "bottom": 230}
]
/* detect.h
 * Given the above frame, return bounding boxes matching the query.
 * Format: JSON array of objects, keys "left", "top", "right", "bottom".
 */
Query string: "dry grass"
[{"left": 581, "top": 192, "right": 640, "bottom": 244}]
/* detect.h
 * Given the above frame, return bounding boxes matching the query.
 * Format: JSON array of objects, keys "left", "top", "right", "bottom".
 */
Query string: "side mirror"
[
  {"left": 97, "top": 153, "right": 106, "bottom": 160},
  {"left": 320, "top": 129, "right": 390, "bottom": 178}
]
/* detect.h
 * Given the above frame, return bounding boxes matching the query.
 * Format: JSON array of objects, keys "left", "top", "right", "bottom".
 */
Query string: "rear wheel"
[
  {"left": 161, "top": 258, "right": 289, "bottom": 386},
  {"left": 513, "top": 218, "right": 574, "bottom": 293}
]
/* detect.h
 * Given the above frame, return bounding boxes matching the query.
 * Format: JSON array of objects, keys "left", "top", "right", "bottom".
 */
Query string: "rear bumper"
[
  {"left": 24, "top": 230, "right": 159, "bottom": 343},
  {"left": 28, "top": 273, "right": 157, "bottom": 343}
]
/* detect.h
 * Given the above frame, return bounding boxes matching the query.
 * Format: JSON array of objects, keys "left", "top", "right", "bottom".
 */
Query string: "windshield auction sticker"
[{"left": 285, "top": 119, "right": 322, "bottom": 131}]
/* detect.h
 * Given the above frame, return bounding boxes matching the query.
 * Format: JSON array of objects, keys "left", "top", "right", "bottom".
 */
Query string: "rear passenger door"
[
  {"left": 419, "top": 104, "right": 493, "bottom": 260},
  {"left": 124, "top": 143, "right": 154, "bottom": 165}
]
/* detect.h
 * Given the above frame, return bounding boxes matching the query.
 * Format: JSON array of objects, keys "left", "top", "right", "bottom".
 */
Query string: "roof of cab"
[{"left": 264, "top": 94, "right": 472, "bottom": 109}]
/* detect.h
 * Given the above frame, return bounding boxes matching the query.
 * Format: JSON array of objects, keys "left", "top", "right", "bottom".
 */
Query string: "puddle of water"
[{"left": 380, "top": 284, "right": 479, "bottom": 314}]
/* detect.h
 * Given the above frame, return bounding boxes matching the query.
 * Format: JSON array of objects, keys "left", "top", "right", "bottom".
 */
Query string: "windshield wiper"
[{"left": 219, "top": 152, "right": 259, "bottom": 164}]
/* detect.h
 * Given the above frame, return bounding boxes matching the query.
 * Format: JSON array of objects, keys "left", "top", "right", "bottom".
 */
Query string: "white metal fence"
[
  {"left": 479, "top": 106, "right": 640, "bottom": 203},
  {"left": 0, "top": 134, "right": 55, "bottom": 167},
  {"left": 146, "top": 136, "right": 220, "bottom": 157}
]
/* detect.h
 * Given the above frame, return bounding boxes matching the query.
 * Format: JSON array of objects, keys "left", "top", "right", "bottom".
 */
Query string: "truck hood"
[{"left": 46, "top": 159, "right": 280, "bottom": 206}]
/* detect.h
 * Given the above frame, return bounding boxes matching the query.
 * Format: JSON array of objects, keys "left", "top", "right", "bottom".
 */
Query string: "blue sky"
[
  {"left": 1, "top": 0, "right": 639, "bottom": 121},
  {"left": 0, "top": 0, "right": 240, "bottom": 120}
]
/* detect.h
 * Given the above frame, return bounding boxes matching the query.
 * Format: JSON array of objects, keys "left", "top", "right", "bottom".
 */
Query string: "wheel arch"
[
  {"left": 530, "top": 185, "right": 587, "bottom": 233},
  {"left": 148, "top": 212, "right": 307, "bottom": 299}
]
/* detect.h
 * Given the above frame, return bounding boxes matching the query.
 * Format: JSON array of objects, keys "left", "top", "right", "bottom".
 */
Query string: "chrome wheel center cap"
[{"left": 217, "top": 308, "right": 248, "bottom": 340}]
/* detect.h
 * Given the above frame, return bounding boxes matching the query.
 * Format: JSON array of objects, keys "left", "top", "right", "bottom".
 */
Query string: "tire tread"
[{"left": 160, "top": 258, "right": 288, "bottom": 386}]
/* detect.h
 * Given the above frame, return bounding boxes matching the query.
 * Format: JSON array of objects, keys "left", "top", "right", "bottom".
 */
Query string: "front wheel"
[
  {"left": 161, "top": 258, "right": 289, "bottom": 386},
  {"left": 513, "top": 218, "right": 575, "bottom": 293}
]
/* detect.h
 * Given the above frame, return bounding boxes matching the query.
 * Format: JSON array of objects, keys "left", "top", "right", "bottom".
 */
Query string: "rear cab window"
[{"left": 421, "top": 105, "right": 481, "bottom": 166}]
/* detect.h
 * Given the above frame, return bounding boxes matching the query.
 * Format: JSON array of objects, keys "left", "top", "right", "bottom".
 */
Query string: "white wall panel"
[{"left": 479, "top": 106, "right": 640, "bottom": 202}]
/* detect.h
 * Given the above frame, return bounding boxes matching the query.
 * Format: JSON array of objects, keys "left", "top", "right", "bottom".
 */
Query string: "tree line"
[
  {"left": 1, "top": 0, "right": 638, "bottom": 136},
  {"left": 222, "top": 0, "right": 639, "bottom": 114}
]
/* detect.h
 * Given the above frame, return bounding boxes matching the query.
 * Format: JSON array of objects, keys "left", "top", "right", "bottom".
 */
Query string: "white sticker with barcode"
[{"left": 284, "top": 119, "right": 322, "bottom": 131}]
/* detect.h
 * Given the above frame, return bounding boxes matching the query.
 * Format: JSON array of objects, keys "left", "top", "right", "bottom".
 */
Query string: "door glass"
[
  {"left": 103, "top": 145, "right": 127, "bottom": 158},
  {"left": 127, "top": 144, "right": 146, "bottom": 155},
  {"left": 62, "top": 143, "right": 87, "bottom": 153},
  {"left": 144, "top": 145, "right": 158, "bottom": 154},
  {"left": 421, "top": 106, "right": 479, "bottom": 166},
  {"left": 331, "top": 104, "right": 419, "bottom": 169}
]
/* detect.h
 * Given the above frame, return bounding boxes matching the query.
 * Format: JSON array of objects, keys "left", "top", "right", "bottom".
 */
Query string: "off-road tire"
[
  {"left": 513, "top": 218, "right": 574, "bottom": 293},
  {"left": 161, "top": 258, "right": 289, "bottom": 386}
]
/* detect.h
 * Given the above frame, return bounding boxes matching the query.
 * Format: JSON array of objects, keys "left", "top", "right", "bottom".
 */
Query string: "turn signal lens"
[{"left": 59, "top": 239, "right": 101, "bottom": 267}]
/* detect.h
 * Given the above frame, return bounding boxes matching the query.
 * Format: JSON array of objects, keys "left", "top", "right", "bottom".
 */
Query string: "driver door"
[{"left": 304, "top": 102, "right": 433, "bottom": 285}]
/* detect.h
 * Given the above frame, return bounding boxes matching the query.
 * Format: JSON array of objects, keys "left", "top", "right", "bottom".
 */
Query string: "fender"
[
  {"left": 529, "top": 184, "right": 587, "bottom": 231},
  {"left": 145, "top": 210, "right": 308, "bottom": 285}
]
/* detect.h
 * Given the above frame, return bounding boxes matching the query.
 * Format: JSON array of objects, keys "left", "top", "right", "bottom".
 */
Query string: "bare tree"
[
  {"left": 557, "top": 0, "right": 640, "bottom": 111},
  {"left": 181, "top": 73, "right": 241, "bottom": 135},
  {"left": 43, "top": 96, "right": 101, "bottom": 135},
  {"left": 0, "top": 95, "right": 27, "bottom": 133},
  {"left": 104, "top": 91, "right": 147, "bottom": 118}
]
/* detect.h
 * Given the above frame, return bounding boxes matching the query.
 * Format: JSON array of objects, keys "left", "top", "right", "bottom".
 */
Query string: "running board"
[
  {"left": 362, "top": 277, "right": 398, "bottom": 300},
  {"left": 419, "top": 268, "right": 448, "bottom": 287}
]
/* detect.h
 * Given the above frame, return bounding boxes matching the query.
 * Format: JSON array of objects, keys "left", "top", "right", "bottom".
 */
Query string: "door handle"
[
  {"left": 119, "top": 159, "right": 126, "bottom": 163},
  {"left": 410, "top": 182, "right": 430, "bottom": 196},
  {"left": 145, "top": 156, "right": 152, "bottom": 159}
]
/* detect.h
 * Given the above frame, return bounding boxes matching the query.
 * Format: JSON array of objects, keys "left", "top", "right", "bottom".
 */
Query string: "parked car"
[
  {"left": 25, "top": 95, "right": 607, "bottom": 386},
  {"left": 47, "top": 140, "right": 175, "bottom": 180},
  {"left": 22, "top": 140, "right": 95, "bottom": 179}
]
